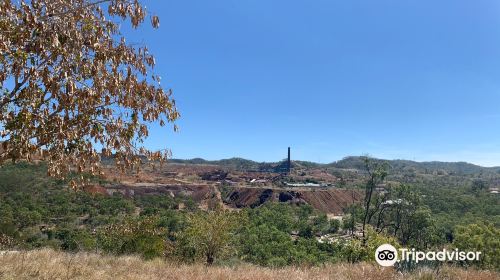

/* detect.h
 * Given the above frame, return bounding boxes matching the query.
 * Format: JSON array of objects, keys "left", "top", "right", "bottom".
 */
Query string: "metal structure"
[{"left": 287, "top": 147, "right": 291, "bottom": 173}]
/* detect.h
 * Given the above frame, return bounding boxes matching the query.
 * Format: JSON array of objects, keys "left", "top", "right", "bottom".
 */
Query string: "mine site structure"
[
  {"left": 287, "top": 147, "right": 291, "bottom": 174},
  {"left": 273, "top": 147, "right": 292, "bottom": 174}
]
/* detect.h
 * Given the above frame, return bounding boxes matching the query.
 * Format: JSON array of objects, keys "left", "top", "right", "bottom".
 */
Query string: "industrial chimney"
[{"left": 287, "top": 147, "right": 291, "bottom": 173}]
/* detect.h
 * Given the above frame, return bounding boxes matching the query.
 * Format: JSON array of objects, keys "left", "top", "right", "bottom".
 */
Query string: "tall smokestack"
[{"left": 287, "top": 147, "right": 291, "bottom": 173}]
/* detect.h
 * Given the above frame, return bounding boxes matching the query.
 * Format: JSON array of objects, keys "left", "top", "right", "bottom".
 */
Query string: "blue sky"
[{"left": 123, "top": 0, "right": 500, "bottom": 166}]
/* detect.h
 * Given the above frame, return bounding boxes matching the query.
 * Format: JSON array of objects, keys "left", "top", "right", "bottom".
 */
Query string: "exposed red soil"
[
  {"left": 82, "top": 184, "right": 108, "bottom": 196},
  {"left": 300, "top": 189, "right": 362, "bottom": 214},
  {"left": 225, "top": 187, "right": 362, "bottom": 215},
  {"left": 91, "top": 163, "right": 362, "bottom": 215}
]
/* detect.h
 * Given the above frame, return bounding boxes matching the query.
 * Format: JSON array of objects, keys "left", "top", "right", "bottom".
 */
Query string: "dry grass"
[{"left": 0, "top": 249, "right": 497, "bottom": 280}]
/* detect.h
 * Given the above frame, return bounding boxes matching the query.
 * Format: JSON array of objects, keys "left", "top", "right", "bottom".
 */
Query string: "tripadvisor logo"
[
  {"left": 375, "top": 244, "right": 482, "bottom": 267},
  {"left": 375, "top": 244, "right": 398, "bottom": 266}
]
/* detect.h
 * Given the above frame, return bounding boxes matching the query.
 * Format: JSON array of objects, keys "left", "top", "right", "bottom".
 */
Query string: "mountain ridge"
[{"left": 168, "top": 156, "right": 500, "bottom": 175}]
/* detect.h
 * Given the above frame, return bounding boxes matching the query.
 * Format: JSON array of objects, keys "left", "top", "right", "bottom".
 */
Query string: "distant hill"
[
  {"left": 328, "top": 156, "right": 500, "bottom": 175},
  {"left": 169, "top": 157, "right": 264, "bottom": 170},
  {"left": 169, "top": 156, "right": 500, "bottom": 176},
  {"left": 169, "top": 157, "right": 320, "bottom": 173}
]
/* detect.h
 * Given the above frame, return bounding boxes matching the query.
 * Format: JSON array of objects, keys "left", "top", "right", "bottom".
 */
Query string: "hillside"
[
  {"left": 329, "top": 156, "right": 500, "bottom": 175},
  {"left": 165, "top": 156, "right": 500, "bottom": 192},
  {"left": 0, "top": 159, "right": 498, "bottom": 273}
]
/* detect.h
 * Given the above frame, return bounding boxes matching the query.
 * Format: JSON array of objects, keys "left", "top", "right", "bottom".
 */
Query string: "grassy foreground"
[{"left": 0, "top": 249, "right": 498, "bottom": 280}]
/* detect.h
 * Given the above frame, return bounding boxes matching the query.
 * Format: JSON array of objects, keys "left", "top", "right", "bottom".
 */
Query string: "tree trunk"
[{"left": 206, "top": 253, "right": 214, "bottom": 266}]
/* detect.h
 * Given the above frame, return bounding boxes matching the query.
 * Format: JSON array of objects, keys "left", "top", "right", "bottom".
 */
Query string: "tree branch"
[{"left": 39, "top": 0, "right": 113, "bottom": 21}]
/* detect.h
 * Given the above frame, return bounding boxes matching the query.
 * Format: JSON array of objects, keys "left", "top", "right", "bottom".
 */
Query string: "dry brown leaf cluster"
[{"left": 0, "top": 0, "right": 179, "bottom": 185}]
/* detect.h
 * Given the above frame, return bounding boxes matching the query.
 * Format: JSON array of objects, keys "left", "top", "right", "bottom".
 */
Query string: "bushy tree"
[
  {"left": 0, "top": 0, "right": 179, "bottom": 184},
  {"left": 246, "top": 203, "right": 295, "bottom": 233},
  {"left": 238, "top": 223, "right": 295, "bottom": 267},
  {"left": 334, "top": 227, "right": 400, "bottom": 263},
  {"left": 329, "top": 219, "right": 341, "bottom": 234},
  {"left": 471, "top": 179, "right": 488, "bottom": 194},
  {"left": 178, "top": 208, "right": 240, "bottom": 265},
  {"left": 54, "top": 228, "right": 95, "bottom": 251},
  {"left": 311, "top": 213, "right": 329, "bottom": 235},
  {"left": 98, "top": 216, "right": 166, "bottom": 259},
  {"left": 454, "top": 222, "right": 500, "bottom": 270}
]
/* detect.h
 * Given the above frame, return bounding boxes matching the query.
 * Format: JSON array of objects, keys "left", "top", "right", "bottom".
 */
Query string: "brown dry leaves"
[{"left": 0, "top": 0, "right": 179, "bottom": 185}]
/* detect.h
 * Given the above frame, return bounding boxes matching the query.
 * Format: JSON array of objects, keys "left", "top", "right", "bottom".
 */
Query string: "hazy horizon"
[{"left": 170, "top": 153, "right": 500, "bottom": 168}]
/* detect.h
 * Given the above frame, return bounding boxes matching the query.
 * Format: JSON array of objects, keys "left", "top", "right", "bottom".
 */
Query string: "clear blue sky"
[{"left": 124, "top": 0, "right": 500, "bottom": 166}]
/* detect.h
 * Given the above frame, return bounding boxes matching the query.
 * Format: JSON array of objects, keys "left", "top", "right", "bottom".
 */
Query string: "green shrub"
[
  {"left": 98, "top": 216, "right": 166, "bottom": 259},
  {"left": 454, "top": 222, "right": 500, "bottom": 270}
]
